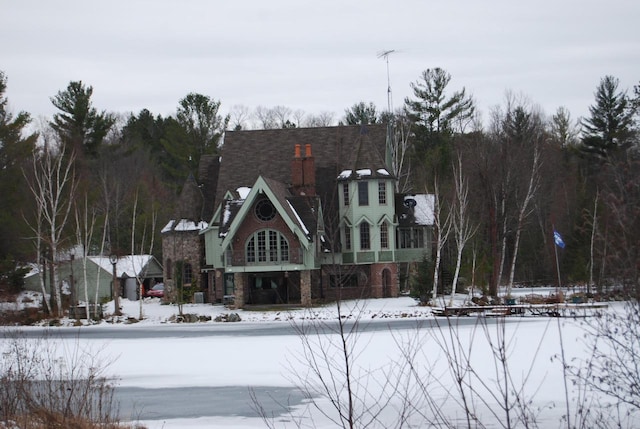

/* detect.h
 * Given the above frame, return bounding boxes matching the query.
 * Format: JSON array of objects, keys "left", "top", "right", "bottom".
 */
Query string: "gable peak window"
[{"left": 255, "top": 199, "right": 276, "bottom": 221}]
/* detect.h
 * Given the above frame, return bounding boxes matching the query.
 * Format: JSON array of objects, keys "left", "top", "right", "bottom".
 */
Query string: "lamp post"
[{"left": 110, "top": 254, "right": 121, "bottom": 316}]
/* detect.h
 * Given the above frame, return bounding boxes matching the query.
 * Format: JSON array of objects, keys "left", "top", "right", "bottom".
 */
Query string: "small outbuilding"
[{"left": 24, "top": 255, "right": 164, "bottom": 303}]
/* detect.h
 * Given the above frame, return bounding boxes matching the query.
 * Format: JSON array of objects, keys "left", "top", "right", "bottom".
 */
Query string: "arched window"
[{"left": 246, "top": 230, "right": 290, "bottom": 264}]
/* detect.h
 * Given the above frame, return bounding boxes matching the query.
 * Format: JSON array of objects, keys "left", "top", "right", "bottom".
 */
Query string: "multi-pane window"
[
  {"left": 343, "top": 183, "right": 350, "bottom": 206},
  {"left": 344, "top": 227, "right": 352, "bottom": 250},
  {"left": 246, "top": 230, "right": 290, "bottom": 263},
  {"left": 257, "top": 231, "right": 266, "bottom": 261},
  {"left": 280, "top": 235, "right": 289, "bottom": 261},
  {"left": 183, "top": 263, "right": 193, "bottom": 285},
  {"left": 360, "top": 222, "right": 370, "bottom": 250},
  {"left": 378, "top": 181, "right": 387, "bottom": 205},
  {"left": 397, "top": 227, "right": 425, "bottom": 249},
  {"left": 358, "top": 182, "right": 369, "bottom": 206},
  {"left": 380, "top": 222, "right": 389, "bottom": 249}
]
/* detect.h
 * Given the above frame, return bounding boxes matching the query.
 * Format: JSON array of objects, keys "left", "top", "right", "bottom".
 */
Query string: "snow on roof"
[
  {"left": 377, "top": 168, "right": 390, "bottom": 175},
  {"left": 287, "top": 200, "right": 309, "bottom": 236},
  {"left": 237, "top": 187, "right": 251, "bottom": 199},
  {"left": 338, "top": 170, "right": 352, "bottom": 179},
  {"left": 161, "top": 219, "right": 208, "bottom": 233},
  {"left": 161, "top": 220, "right": 175, "bottom": 233},
  {"left": 89, "top": 255, "right": 156, "bottom": 278},
  {"left": 356, "top": 168, "right": 372, "bottom": 177},
  {"left": 412, "top": 194, "right": 435, "bottom": 225}
]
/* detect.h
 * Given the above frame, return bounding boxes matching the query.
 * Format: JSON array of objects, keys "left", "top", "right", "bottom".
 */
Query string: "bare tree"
[
  {"left": 227, "top": 104, "right": 250, "bottom": 130},
  {"left": 506, "top": 141, "right": 542, "bottom": 297},
  {"left": 569, "top": 300, "right": 640, "bottom": 427},
  {"left": 304, "top": 111, "right": 335, "bottom": 127},
  {"left": 388, "top": 110, "right": 413, "bottom": 193},
  {"left": 449, "top": 154, "right": 477, "bottom": 304},
  {"left": 431, "top": 176, "right": 452, "bottom": 303},
  {"left": 254, "top": 105, "right": 277, "bottom": 129},
  {"left": 272, "top": 105, "right": 293, "bottom": 128},
  {"left": 73, "top": 194, "right": 99, "bottom": 320},
  {"left": 24, "top": 143, "right": 77, "bottom": 317}
]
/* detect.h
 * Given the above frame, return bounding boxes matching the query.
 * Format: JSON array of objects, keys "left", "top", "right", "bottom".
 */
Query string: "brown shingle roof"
[{"left": 214, "top": 124, "right": 388, "bottom": 210}]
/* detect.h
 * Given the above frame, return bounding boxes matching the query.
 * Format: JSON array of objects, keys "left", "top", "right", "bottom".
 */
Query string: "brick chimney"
[
  {"left": 291, "top": 144, "right": 316, "bottom": 196},
  {"left": 302, "top": 144, "right": 316, "bottom": 195},
  {"left": 291, "top": 144, "right": 303, "bottom": 187}
]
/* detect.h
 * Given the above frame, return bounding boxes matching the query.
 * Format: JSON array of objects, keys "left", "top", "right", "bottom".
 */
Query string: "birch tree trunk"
[
  {"left": 506, "top": 145, "right": 541, "bottom": 297},
  {"left": 25, "top": 145, "right": 77, "bottom": 317}
]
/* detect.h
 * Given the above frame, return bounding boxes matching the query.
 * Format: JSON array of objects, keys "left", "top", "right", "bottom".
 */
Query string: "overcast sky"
[{"left": 2, "top": 0, "right": 639, "bottom": 127}]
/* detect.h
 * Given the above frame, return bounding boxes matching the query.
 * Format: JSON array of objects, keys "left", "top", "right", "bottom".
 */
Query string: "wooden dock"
[{"left": 431, "top": 302, "right": 609, "bottom": 318}]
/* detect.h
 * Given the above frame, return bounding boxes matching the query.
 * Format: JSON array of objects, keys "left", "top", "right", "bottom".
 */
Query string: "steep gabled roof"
[
  {"left": 217, "top": 176, "right": 320, "bottom": 252},
  {"left": 214, "top": 124, "right": 388, "bottom": 209}
]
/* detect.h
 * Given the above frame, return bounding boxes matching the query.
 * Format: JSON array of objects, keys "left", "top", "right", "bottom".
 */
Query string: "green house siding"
[
  {"left": 343, "top": 252, "right": 355, "bottom": 264},
  {"left": 395, "top": 248, "right": 428, "bottom": 263},
  {"left": 356, "top": 251, "right": 375, "bottom": 263},
  {"left": 339, "top": 178, "right": 398, "bottom": 264},
  {"left": 378, "top": 250, "right": 394, "bottom": 262}
]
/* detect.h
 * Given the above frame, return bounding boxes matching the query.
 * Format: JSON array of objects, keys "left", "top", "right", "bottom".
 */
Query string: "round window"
[{"left": 255, "top": 199, "right": 276, "bottom": 221}]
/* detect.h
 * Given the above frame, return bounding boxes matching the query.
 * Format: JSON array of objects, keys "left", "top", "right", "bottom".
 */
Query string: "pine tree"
[{"left": 580, "top": 75, "right": 636, "bottom": 160}]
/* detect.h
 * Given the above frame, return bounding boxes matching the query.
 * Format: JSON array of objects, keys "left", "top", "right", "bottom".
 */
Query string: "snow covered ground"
[{"left": 0, "top": 290, "right": 636, "bottom": 428}]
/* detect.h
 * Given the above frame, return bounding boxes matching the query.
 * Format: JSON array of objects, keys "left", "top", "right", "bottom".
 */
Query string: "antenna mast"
[{"left": 377, "top": 49, "right": 396, "bottom": 114}]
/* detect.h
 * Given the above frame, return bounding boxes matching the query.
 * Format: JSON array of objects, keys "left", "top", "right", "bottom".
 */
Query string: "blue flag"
[{"left": 554, "top": 230, "right": 565, "bottom": 249}]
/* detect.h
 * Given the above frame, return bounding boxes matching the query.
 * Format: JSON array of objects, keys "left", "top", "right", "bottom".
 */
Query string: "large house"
[{"left": 161, "top": 124, "right": 433, "bottom": 308}]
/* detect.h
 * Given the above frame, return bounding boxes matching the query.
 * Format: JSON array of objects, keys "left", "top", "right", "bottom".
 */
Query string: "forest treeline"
[{"left": 0, "top": 68, "right": 638, "bottom": 300}]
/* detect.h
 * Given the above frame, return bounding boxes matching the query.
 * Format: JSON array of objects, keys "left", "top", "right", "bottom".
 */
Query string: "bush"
[{"left": 0, "top": 331, "right": 140, "bottom": 428}]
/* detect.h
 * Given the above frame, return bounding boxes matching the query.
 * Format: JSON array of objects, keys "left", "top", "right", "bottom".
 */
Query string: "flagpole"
[{"left": 553, "top": 225, "right": 562, "bottom": 298}]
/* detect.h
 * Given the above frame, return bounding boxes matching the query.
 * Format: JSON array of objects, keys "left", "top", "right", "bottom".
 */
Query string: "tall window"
[
  {"left": 378, "top": 181, "right": 387, "bottom": 205},
  {"left": 344, "top": 227, "right": 352, "bottom": 250},
  {"left": 358, "top": 182, "right": 369, "bottom": 206},
  {"left": 343, "top": 183, "right": 350, "bottom": 206},
  {"left": 246, "top": 230, "right": 290, "bottom": 263},
  {"left": 380, "top": 222, "right": 389, "bottom": 249},
  {"left": 183, "top": 263, "right": 193, "bottom": 285},
  {"left": 360, "top": 222, "right": 370, "bottom": 250},
  {"left": 166, "top": 258, "right": 172, "bottom": 279}
]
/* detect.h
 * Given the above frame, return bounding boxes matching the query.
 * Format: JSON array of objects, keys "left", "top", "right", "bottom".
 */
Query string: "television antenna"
[{"left": 377, "top": 49, "right": 396, "bottom": 114}]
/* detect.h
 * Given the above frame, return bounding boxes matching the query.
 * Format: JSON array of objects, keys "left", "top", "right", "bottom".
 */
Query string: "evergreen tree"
[
  {"left": 580, "top": 75, "right": 636, "bottom": 160},
  {"left": 176, "top": 92, "right": 229, "bottom": 157},
  {"left": 50, "top": 81, "right": 115, "bottom": 158},
  {"left": 404, "top": 68, "right": 475, "bottom": 183},
  {"left": 343, "top": 102, "right": 379, "bottom": 125},
  {"left": 0, "top": 71, "right": 38, "bottom": 265}
]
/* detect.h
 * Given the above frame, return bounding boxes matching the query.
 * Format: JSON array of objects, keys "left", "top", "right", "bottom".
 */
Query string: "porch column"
[{"left": 300, "top": 270, "right": 311, "bottom": 307}]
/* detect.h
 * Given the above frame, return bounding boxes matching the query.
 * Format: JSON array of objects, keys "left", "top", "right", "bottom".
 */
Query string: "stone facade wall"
[{"left": 161, "top": 230, "right": 203, "bottom": 302}]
